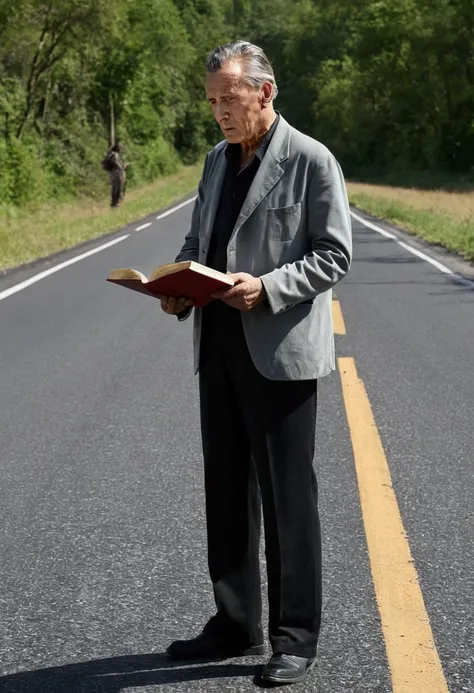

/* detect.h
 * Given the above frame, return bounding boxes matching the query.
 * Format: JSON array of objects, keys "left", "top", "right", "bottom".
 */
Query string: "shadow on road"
[
  {"left": 355, "top": 254, "right": 420, "bottom": 264},
  {"left": 0, "top": 653, "right": 263, "bottom": 692},
  {"left": 350, "top": 236, "right": 393, "bottom": 244}
]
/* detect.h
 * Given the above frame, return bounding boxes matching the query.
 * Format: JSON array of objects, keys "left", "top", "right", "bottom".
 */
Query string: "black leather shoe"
[
  {"left": 261, "top": 653, "right": 317, "bottom": 684},
  {"left": 166, "top": 630, "right": 265, "bottom": 661}
]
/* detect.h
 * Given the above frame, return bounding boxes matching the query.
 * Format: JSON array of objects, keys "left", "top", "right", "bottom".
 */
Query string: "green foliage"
[
  {"left": 0, "top": 136, "right": 50, "bottom": 205},
  {"left": 125, "top": 136, "right": 182, "bottom": 184},
  {"left": 1, "top": 0, "right": 474, "bottom": 210},
  {"left": 0, "top": 0, "right": 229, "bottom": 207},
  {"left": 257, "top": 0, "right": 474, "bottom": 174}
]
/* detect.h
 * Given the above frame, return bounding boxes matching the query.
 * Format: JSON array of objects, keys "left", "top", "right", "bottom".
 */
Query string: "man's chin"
[{"left": 223, "top": 129, "right": 241, "bottom": 143}]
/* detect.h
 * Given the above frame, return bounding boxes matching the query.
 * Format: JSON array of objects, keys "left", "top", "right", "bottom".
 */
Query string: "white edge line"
[
  {"left": 1, "top": 193, "right": 199, "bottom": 302},
  {"left": 396, "top": 240, "right": 453, "bottom": 274},
  {"left": 0, "top": 235, "right": 129, "bottom": 302},
  {"left": 350, "top": 209, "right": 396, "bottom": 239},
  {"left": 157, "top": 196, "right": 197, "bottom": 220},
  {"left": 350, "top": 209, "right": 474, "bottom": 288}
]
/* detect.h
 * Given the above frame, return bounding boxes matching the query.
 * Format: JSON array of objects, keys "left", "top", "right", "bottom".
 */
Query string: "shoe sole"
[
  {"left": 261, "top": 658, "right": 317, "bottom": 684},
  {"left": 166, "top": 644, "right": 265, "bottom": 660}
]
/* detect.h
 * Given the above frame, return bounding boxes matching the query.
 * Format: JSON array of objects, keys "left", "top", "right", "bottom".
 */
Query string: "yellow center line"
[
  {"left": 338, "top": 357, "right": 450, "bottom": 693},
  {"left": 332, "top": 298, "right": 346, "bottom": 335}
]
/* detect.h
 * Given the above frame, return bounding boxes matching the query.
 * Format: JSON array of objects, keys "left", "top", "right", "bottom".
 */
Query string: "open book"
[{"left": 106, "top": 260, "right": 234, "bottom": 307}]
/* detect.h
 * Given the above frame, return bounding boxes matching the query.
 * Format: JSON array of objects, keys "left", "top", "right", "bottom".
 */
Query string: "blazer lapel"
[
  {"left": 200, "top": 152, "right": 227, "bottom": 246},
  {"left": 230, "top": 116, "right": 291, "bottom": 243}
]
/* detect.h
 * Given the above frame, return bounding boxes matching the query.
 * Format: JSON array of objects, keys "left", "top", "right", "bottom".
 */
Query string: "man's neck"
[{"left": 240, "top": 112, "right": 277, "bottom": 165}]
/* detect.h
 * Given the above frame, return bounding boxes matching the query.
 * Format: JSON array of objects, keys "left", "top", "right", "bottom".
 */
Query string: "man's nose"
[{"left": 216, "top": 103, "right": 229, "bottom": 122}]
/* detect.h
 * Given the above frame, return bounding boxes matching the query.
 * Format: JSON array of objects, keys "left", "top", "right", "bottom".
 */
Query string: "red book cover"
[{"left": 106, "top": 261, "right": 234, "bottom": 307}]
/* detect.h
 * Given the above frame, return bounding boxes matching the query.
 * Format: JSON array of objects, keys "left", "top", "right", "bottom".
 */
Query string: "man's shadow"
[{"left": 0, "top": 653, "right": 268, "bottom": 692}]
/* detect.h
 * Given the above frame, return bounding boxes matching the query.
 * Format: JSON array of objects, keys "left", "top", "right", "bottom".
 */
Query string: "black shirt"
[
  {"left": 206, "top": 114, "right": 280, "bottom": 274},
  {"left": 202, "top": 114, "right": 280, "bottom": 334}
]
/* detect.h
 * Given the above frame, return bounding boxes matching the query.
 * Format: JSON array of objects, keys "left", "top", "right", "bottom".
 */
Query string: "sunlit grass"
[
  {"left": 347, "top": 182, "right": 474, "bottom": 262},
  {"left": 3, "top": 167, "right": 473, "bottom": 271},
  {"left": 0, "top": 163, "right": 203, "bottom": 272}
]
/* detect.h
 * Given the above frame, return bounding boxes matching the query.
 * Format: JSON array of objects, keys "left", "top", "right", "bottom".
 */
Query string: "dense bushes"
[
  {"left": 0, "top": 0, "right": 230, "bottom": 207},
  {"left": 1, "top": 0, "right": 473, "bottom": 209}
]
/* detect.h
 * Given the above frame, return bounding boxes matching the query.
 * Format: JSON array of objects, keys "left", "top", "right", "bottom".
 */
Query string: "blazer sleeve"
[
  {"left": 260, "top": 153, "right": 352, "bottom": 315},
  {"left": 175, "top": 155, "right": 209, "bottom": 264},
  {"left": 174, "top": 155, "right": 209, "bottom": 321}
]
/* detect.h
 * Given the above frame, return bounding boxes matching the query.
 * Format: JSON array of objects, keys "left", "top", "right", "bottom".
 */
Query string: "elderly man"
[{"left": 161, "top": 41, "right": 352, "bottom": 686}]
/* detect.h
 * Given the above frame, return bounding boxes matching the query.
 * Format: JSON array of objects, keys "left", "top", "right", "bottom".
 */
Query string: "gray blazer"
[{"left": 176, "top": 115, "right": 352, "bottom": 380}]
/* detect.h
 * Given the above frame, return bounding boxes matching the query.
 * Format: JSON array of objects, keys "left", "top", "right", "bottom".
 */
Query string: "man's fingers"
[
  {"left": 212, "top": 273, "right": 246, "bottom": 299},
  {"left": 176, "top": 297, "right": 193, "bottom": 312},
  {"left": 226, "top": 272, "right": 248, "bottom": 283},
  {"left": 167, "top": 297, "right": 178, "bottom": 313},
  {"left": 160, "top": 295, "right": 194, "bottom": 314},
  {"left": 221, "top": 297, "right": 252, "bottom": 312},
  {"left": 159, "top": 292, "right": 194, "bottom": 314},
  {"left": 217, "top": 284, "right": 248, "bottom": 301}
]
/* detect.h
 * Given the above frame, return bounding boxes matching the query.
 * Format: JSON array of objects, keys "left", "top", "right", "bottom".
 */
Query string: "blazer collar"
[
  {"left": 266, "top": 114, "right": 291, "bottom": 164},
  {"left": 202, "top": 116, "right": 292, "bottom": 245},
  {"left": 229, "top": 116, "right": 291, "bottom": 239}
]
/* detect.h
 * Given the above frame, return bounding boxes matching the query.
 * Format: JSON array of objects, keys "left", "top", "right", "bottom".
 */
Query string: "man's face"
[{"left": 205, "top": 61, "right": 265, "bottom": 144}]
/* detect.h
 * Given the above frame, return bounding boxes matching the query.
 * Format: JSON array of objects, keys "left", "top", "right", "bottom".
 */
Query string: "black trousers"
[{"left": 199, "top": 308, "right": 321, "bottom": 658}]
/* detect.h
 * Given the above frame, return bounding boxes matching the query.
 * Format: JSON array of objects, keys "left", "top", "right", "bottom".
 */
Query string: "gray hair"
[{"left": 206, "top": 41, "right": 278, "bottom": 101}]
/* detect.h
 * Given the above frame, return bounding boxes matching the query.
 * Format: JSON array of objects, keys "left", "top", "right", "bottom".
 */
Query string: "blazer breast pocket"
[{"left": 264, "top": 202, "right": 302, "bottom": 244}]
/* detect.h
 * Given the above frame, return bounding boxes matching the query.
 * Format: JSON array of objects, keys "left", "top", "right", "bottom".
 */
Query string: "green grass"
[
  {"left": 0, "top": 163, "right": 203, "bottom": 272},
  {"left": 345, "top": 168, "right": 474, "bottom": 192},
  {"left": 349, "top": 191, "right": 474, "bottom": 262},
  {"left": 4, "top": 163, "right": 473, "bottom": 272}
]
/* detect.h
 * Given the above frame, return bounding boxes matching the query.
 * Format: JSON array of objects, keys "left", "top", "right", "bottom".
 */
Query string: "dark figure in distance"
[{"left": 102, "top": 141, "right": 127, "bottom": 208}]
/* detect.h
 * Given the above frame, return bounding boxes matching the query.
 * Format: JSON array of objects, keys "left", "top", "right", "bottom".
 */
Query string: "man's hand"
[
  {"left": 159, "top": 296, "right": 194, "bottom": 315},
  {"left": 212, "top": 272, "right": 265, "bottom": 312}
]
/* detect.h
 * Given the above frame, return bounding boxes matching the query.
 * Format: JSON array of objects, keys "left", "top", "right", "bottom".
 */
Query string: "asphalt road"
[{"left": 0, "top": 199, "right": 473, "bottom": 693}]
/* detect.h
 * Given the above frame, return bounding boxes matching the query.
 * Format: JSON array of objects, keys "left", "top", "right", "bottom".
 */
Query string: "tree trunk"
[
  {"left": 109, "top": 93, "right": 115, "bottom": 146},
  {"left": 16, "top": 10, "right": 51, "bottom": 139}
]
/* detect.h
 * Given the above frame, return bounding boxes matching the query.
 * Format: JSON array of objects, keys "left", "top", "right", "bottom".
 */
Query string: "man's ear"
[{"left": 260, "top": 81, "right": 273, "bottom": 107}]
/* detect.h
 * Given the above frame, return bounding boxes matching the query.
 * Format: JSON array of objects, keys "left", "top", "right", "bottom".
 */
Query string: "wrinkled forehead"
[{"left": 205, "top": 61, "right": 252, "bottom": 98}]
